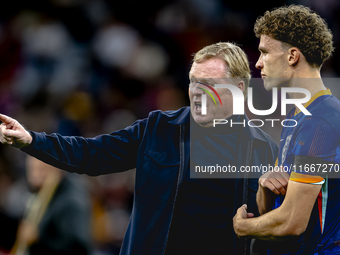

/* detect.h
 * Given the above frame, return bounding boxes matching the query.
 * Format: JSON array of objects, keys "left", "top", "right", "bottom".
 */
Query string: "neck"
[{"left": 287, "top": 66, "right": 326, "bottom": 99}]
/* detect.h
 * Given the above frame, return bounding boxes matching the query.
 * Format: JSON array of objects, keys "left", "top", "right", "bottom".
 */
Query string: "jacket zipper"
[
  {"left": 243, "top": 140, "right": 253, "bottom": 255},
  {"left": 243, "top": 140, "right": 253, "bottom": 204},
  {"left": 161, "top": 125, "right": 185, "bottom": 255}
]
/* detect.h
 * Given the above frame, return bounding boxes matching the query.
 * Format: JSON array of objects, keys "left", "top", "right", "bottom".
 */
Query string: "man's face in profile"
[
  {"left": 189, "top": 57, "right": 236, "bottom": 128},
  {"left": 256, "top": 35, "right": 290, "bottom": 90}
]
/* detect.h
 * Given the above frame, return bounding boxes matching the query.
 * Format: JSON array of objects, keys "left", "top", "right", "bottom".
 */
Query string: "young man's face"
[
  {"left": 256, "top": 35, "right": 290, "bottom": 90},
  {"left": 189, "top": 57, "right": 240, "bottom": 128}
]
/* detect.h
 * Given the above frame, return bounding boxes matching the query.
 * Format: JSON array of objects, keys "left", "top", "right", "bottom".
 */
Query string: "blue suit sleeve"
[{"left": 21, "top": 118, "right": 147, "bottom": 176}]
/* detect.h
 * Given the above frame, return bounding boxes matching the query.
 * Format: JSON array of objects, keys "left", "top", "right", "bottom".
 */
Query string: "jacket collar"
[
  {"left": 167, "top": 107, "right": 191, "bottom": 125},
  {"left": 241, "top": 115, "right": 267, "bottom": 142},
  {"left": 168, "top": 106, "right": 267, "bottom": 142}
]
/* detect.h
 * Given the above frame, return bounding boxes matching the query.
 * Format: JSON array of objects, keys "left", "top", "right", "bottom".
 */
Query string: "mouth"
[
  {"left": 194, "top": 102, "right": 202, "bottom": 112},
  {"left": 261, "top": 73, "right": 266, "bottom": 78}
]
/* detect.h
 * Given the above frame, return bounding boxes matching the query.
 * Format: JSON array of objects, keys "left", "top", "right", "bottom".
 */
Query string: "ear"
[
  {"left": 188, "top": 87, "right": 191, "bottom": 98},
  {"left": 237, "top": 81, "right": 245, "bottom": 93},
  {"left": 288, "top": 47, "right": 300, "bottom": 67}
]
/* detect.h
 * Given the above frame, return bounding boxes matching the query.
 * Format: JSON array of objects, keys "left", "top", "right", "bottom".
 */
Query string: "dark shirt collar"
[
  {"left": 191, "top": 114, "right": 241, "bottom": 135},
  {"left": 168, "top": 107, "right": 267, "bottom": 142}
]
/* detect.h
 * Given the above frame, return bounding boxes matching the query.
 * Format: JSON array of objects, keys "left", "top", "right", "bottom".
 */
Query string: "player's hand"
[
  {"left": 0, "top": 114, "right": 32, "bottom": 148},
  {"left": 259, "top": 167, "right": 290, "bottom": 195},
  {"left": 233, "top": 204, "right": 254, "bottom": 237}
]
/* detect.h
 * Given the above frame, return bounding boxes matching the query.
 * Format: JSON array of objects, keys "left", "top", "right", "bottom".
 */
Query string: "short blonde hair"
[{"left": 193, "top": 42, "right": 251, "bottom": 98}]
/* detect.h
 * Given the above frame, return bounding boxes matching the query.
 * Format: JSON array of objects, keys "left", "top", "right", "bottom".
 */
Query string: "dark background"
[{"left": 0, "top": 0, "right": 339, "bottom": 254}]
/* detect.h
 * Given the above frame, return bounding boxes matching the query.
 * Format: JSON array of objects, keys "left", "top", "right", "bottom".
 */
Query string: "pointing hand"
[{"left": 0, "top": 114, "right": 32, "bottom": 148}]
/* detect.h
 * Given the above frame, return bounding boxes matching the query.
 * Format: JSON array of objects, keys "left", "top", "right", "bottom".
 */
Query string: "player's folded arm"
[{"left": 235, "top": 179, "right": 321, "bottom": 240}]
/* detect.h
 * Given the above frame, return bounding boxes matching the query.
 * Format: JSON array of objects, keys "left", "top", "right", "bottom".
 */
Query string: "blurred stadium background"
[{"left": 0, "top": 0, "right": 339, "bottom": 254}]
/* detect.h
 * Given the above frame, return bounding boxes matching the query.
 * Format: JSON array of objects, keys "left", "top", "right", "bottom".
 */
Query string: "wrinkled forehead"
[{"left": 189, "top": 58, "right": 228, "bottom": 78}]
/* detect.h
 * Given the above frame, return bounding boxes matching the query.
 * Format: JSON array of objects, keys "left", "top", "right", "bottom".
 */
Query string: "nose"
[
  {"left": 190, "top": 83, "right": 205, "bottom": 95},
  {"left": 255, "top": 56, "right": 263, "bottom": 70}
]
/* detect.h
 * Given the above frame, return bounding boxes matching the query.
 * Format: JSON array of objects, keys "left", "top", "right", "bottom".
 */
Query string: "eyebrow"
[{"left": 190, "top": 77, "right": 222, "bottom": 85}]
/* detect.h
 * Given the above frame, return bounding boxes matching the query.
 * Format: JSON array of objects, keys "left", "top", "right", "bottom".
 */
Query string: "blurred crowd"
[{"left": 1, "top": 0, "right": 340, "bottom": 254}]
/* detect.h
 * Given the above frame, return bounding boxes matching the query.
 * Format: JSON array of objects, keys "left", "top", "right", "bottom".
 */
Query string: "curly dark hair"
[{"left": 254, "top": 5, "right": 334, "bottom": 67}]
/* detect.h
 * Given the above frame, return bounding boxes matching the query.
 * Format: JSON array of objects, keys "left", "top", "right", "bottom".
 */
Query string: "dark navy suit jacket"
[{"left": 22, "top": 107, "right": 278, "bottom": 255}]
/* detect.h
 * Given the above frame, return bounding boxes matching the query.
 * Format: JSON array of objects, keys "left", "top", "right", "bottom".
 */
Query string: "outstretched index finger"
[{"left": 0, "top": 114, "right": 13, "bottom": 125}]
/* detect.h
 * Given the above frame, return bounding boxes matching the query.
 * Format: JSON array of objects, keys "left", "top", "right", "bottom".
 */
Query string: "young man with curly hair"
[{"left": 233, "top": 5, "right": 340, "bottom": 255}]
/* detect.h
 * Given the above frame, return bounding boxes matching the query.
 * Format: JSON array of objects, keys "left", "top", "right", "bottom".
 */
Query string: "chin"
[
  {"left": 196, "top": 122, "right": 213, "bottom": 128},
  {"left": 264, "top": 78, "right": 288, "bottom": 90},
  {"left": 263, "top": 81, "right": 273, "bottom": 91},
  {"left": 192, "top": 114, "right": 212, "bottom": 127}
]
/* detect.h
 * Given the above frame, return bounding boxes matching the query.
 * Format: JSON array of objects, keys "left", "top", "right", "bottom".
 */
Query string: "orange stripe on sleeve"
[{"left": 290, "top": 172, "right": 325, "bottom": 184}]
